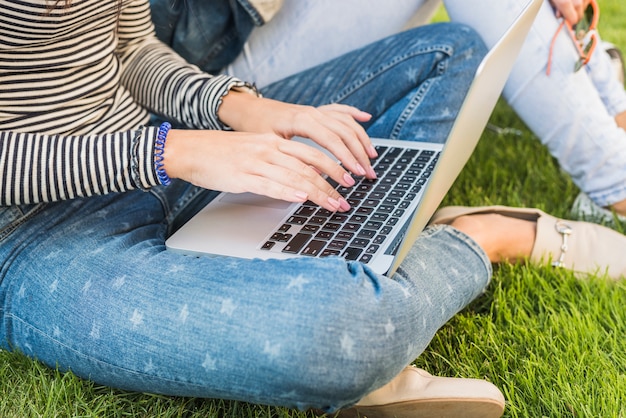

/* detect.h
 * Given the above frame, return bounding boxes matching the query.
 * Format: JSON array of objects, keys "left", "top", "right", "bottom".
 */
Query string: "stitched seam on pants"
[{"left": 330, "top": 44, "right": 453, "bottom": 105}]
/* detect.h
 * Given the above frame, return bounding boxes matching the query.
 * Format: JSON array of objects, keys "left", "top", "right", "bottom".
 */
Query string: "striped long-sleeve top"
[{"left": 0, "top": 0, "right": 251, "bottom": 206}]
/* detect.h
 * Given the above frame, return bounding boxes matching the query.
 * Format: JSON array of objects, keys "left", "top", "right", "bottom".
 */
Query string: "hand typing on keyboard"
[
  {"left": 260, "top": 145, "right": 439, "bottom": 264},
  {"left": 162, "top": 91, "right": 378, "bottom": 213}
]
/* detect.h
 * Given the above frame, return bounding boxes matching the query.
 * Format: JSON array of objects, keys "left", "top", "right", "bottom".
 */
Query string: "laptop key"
[
  {"left": 302, "top": 224, "right": 320, "bottom": 233},
  {"left": 343, "top": 247, "right": 363, "bottom": 260},
  {"left": 287, "top": 216, "right": 308, "bottom": 225},
  {"left": 271, "top": 233, "right": 292, "bottom": 242},
  {"left": 351, "top": 238, "right": 369, "bottom": 248},
  {"left": 283, "top": 233, "right": 312, "bottom": 254},
  {"left": 366, "top": 244, "right": 380, "bottom": 254},
  {"left": 261, "top": 241, "right": 275, "bottom": 250},
  {"left": 302, "top": 240, "right": 326, "bottom": 256},
  {"left": 373, "top": 235, "right": 387, "bottom": 244},
  {"left": 357, "top": 229, "right": 376, "bottom": 239},
  {"left": 336, "top": 231, "right": 355, "bottom": 241},
  {"left": 328, "top": 240, "right": 348, "bottom": 250},
  {"left": 315, "top": 231, "right": 333, "bottom": 240},
  {"left": 343, "top": 223, "right": 361, "bottom": 232},
  {"left": 321, "top": 249, "right": 341, "bottom": 257}
]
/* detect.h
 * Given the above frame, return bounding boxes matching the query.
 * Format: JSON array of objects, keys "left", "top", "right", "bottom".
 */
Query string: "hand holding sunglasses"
[{"left": 547, "top": 0, "right": 599, "bottom": 75}]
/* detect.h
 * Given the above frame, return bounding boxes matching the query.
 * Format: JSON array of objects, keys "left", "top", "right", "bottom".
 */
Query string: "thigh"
[
  {"left": 0, "top": 189, "right": 489, "bottom": 410},
  {"left": 226, "top": 0, "right": 430, "bottom": 87},
  {"left": 261, "top": 23, "right": 487, "bottom": 142}
]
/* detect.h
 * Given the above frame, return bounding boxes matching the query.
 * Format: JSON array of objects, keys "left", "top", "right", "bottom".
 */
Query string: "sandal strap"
[{"left": 551, "top": 220, "right": 574, "bottom": 268}]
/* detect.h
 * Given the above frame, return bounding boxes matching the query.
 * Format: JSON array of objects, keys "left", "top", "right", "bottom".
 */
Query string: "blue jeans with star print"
[{"left": 0, "top": 23, "right": 490, "bottom": 413}]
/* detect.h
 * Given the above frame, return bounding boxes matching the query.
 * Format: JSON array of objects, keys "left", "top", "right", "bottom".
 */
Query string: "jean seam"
[
  {"left": 149, "top": 184, "right": 207, "bottom": 236},
  {"left": 329, "top": 45, "right": 453, "bottom": 139},
  {"left": 330, "top": 45, "right": 453, "bottom": 104},
  {"left": 0, "top": 203, "right": 47, "bottom": 243},
  {"left": 393, "top": 79, "right": 431, "bottom": 139}
]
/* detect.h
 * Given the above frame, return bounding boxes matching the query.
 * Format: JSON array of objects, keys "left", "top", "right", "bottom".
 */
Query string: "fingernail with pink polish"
[
  {"left": 327, "top": 197, "right": 341, "bottom": 210},
  {"left": 343, "top": 172, "right": 356, "bottom": 186},
  {"left": 339, "top": 198, "right": 351, "bottom": 212},
  {"left": 355, "top": 163, "right": 366, "bottom": 176}
]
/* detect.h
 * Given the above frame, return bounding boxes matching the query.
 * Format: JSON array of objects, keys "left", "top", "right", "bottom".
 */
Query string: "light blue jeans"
[
  {"left": 0, "top": 25, "right": 491, "bottom": 412},
  {"left": 226, "top": 0, "right": 626, "bottom": 208}
]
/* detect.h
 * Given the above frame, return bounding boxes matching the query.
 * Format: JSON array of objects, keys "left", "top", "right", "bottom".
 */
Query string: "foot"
[
  {"left": 339, "top": 365, "right": 505, "bottom": 418},
  {"left": 447, "top": 213, "right": 536, "bottom": 263},
  {"left": 616, "top": 110, "right": 626, "bottom": 132}
]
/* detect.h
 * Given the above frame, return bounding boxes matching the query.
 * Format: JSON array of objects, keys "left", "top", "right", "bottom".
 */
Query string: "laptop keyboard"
[{"left": 260, "top": 144, "right": 439, "bottom": 264}]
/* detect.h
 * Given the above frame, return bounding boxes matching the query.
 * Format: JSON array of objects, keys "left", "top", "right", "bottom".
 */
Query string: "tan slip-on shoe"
[
  {"left": 430, "top": 205, "right": 626, "bottom": 280},
  {"left": 337, "top": 365, "right": 505, "bottom": 418}
]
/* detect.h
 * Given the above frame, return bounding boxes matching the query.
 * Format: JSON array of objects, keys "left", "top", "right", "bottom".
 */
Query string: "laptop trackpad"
[{"left": 219, "top": 193, "right": 292, "bottom": 210}]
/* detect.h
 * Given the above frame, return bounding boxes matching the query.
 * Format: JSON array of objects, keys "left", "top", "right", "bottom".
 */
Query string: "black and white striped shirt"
[{"left": 0, "top": 0, "right": 249, "bottom": 205}]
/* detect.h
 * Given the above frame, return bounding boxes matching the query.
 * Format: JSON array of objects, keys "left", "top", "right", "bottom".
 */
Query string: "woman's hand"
[
  {"left": 217, "top": 91, "right": 378, "bottom": 180},
  {"left": 549, "top": 0, "right": 591, "bottom": 25},
  {"left": 162, "top": 129, "right": 357, "bottom": 212}
]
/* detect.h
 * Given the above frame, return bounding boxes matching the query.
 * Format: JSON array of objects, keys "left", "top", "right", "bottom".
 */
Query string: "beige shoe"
[
  {"left": 338, "top": 365, "right": 505, "bottom": 418},
  {"left": 430, "top": 205, "right": 626, "bottom": 280}
]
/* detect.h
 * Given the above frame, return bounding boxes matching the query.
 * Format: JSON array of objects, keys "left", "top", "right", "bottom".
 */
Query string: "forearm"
[
  {"left": 117, "top": 0, "right": 257, "bottom": 130},
  {"left": 0, "top": 128, "right": 160, "bottom": 206},
  {"left": 120, "top": 39, "right": 254, "bottom": 130}
]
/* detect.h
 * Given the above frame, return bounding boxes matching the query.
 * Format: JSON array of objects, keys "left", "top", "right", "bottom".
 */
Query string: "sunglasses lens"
[
  {"left": 574, "top": 4, "right": 594, "bottom": 35},
  {"left": 583, "top": 4, "right": 594, "bottom": 24},
  {"left": 582, "top": 36, "right": 596, "bottom": 55}
]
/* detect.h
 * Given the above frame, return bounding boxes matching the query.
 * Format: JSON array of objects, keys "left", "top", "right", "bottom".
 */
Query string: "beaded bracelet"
[{"left": 154, "top": 121, "right": 172, "bottom": 186}]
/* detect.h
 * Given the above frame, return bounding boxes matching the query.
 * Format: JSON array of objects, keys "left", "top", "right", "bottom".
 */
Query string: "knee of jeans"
[
  {"left": 298, "top": 350, "right": 405, "bottom": 412},
  {"left": 284, "top": 265, "right": 412, "bottom": 409},
  {"left": 450, "top": 22, "right": 489, "bottom": 61},
  {"left": 291, "top": 347, "right": 405, "bottom": 412}
]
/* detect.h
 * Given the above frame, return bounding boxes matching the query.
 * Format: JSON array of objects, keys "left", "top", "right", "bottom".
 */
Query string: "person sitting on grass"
[{"left": 2, "top": 1, "right": 626, "bottom": 418}]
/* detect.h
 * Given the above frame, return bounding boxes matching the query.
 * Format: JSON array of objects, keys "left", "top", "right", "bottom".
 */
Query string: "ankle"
[
  {"left": 610, "top": 198, "right": 626, "bottom": 216},
  {"left": 616, "top": 110, "right": 626, "bottom": 131},
  {"left": 450, "top": 214, "right": 536, "bottom": 263}
]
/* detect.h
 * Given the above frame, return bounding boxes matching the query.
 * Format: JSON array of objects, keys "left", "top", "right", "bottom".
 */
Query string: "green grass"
[{"left": 2, "top": 1, "right": 626, "bottom": 417}]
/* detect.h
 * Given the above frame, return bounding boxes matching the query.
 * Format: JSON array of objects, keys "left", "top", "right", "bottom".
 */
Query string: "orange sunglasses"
[{"left": 547, "top": 0, "right": 599, "bottom": 75}]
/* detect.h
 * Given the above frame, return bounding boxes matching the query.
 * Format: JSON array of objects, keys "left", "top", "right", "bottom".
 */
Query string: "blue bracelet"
[{"left": 155, "top": 122, "right": 172, "bottom": 186}]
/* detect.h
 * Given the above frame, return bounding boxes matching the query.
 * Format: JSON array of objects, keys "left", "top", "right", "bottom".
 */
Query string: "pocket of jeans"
[{"left": 0, "top": 204, "right": 46, "bottom": 242}]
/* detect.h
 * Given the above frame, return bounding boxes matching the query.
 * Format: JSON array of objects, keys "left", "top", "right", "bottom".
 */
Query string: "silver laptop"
[{"left": 166, "top": 0, "right": 541, "bottom": 276}]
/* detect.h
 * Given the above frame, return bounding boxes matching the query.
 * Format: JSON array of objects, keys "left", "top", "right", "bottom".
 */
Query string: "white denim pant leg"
[
  {"left": 445, "top": 0, "right": 626, "bottom": 207},
  {"left": 586, "top": 30, "right": 626, "bottom": 117},
  {"left": 224, "top": 0, "right": 431, "bottom": 88}
]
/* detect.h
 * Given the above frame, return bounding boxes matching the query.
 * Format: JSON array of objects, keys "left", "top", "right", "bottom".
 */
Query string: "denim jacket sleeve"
[{"left": 150, "top": 0, "right": 283, "bottom": 73}]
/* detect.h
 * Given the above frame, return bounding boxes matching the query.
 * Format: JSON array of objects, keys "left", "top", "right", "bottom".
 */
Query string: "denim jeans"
[
  {"left": 150, "top": 0, "right": 262, "bottom": 73},
  {"left": 224, "top": 0, "right": 626, "bottom": 208},
  {"left": 0, "top": 25, "right": 490, "bottom": 412},
  {"left": 445, "top": 0, "right": 626, "bottom": 207}
]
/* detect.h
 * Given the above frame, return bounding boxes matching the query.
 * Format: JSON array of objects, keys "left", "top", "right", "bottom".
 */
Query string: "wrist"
[
  {"left": 154, "top": 122, "right": 172, "bottom": 185},
  {"left": 160, "top": 127, "right": 189, "bottom": 184},
  {"left": 218, "top": 89, "right": 262, "bottom": 131}
]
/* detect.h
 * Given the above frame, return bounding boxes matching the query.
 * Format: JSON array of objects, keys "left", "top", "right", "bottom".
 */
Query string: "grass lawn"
[{"left": 2, "top": 1, "right": 625, "bottom": 417}]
